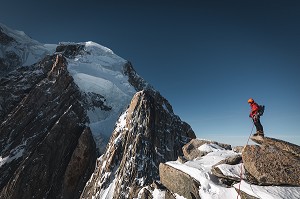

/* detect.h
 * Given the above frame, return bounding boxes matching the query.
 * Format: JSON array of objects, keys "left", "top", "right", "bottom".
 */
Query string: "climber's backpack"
[{"left": 258, "top": 105, "right": 265, "bottom": 116}]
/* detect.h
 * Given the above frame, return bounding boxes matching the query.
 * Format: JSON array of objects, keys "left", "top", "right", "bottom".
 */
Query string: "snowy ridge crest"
[
  {"left": 0, "top": 23, "right": 56, "bottom": 70},
  {"left": 55, "top": 41, "right": 136, "bottom": 152}
]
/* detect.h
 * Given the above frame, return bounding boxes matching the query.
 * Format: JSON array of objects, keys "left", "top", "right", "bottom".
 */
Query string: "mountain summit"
[
  {"left": 1, "top": 22, "right": 300, "bottom": 199},
  {"left": 0, "top": 23, "right": 195, "bottom": 199}
]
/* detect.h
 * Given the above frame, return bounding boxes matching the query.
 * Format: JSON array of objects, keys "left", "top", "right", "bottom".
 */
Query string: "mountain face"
[
  {"left": 56, "top": 41, "right": 149, "bottom": 153},
  {"left": 1, "top": 23, "right": 300, "bottom": 199},
  {"left": 81, "top": 90, "right": 195, "bottom": 199},
  {"left": 0, "top": 23, "right": 196, "bottom": 198},
  {"left": 0, "top": 23, "right": 55, "bottom": 77},
  {"left": 0, "top": 53, "right": 97, "bottom": 199}
]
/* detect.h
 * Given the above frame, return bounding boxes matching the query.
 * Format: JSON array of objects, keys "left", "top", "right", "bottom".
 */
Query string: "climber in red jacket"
[{"left": 248, "top": 98, "right": 264, "bottom": 137}]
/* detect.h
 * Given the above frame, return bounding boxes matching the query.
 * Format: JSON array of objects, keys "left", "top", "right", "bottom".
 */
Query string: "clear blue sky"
[{"left": 1, "top": 0, "right": 299, "bottom": 146}]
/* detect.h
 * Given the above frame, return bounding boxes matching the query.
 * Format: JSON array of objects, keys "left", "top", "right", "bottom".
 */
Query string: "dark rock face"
[
  {"left": 81, "top": 90, "right": 196, "bottom": 199},
  {"left": 123, "top": 61, "right": 153, "bottom": 92},
  {"left": 0, "top": 28, "right": 21, "bottom": 76},
  {"left": 159, "top": 163, "right": 200, "bottom": 199},
  {"left": 81, "top": 92, "right": 112, "bottom": 112},
  {"left": 62, "top": 128, "right": 96, "bottom": 199},
  {"left": 0, "top": 63, "right": 49, "bottom": 123},
  {"left": 242, "top": 137, "right": 300, "bottom": 186},
  {"left": 0, "top": 27, "right": 15, "bottom": 45},
  {"left": 0, "top": 55, "right": 96, "bottom": 199},
  {"left": 56, "top": 43, "right": 85, "bottom": 58}
]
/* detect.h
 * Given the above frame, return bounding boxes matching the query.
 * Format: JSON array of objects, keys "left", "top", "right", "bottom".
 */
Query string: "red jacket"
[{"left": 250, "top": 102, "right": 259, "bottom": 118}]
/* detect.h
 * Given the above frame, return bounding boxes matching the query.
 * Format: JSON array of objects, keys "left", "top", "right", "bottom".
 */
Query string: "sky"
[{"left": 1, "top": 0, "right": 299, "bottom": 146}]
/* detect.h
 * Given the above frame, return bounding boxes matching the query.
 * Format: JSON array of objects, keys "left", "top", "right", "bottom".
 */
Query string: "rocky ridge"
[
  {"left": 0, "top": 54, "right": 96, "bottom": 199},
  {"left": 2, "top": 23, "right": 299, "bottom": 199},
  {"left": 1, "top": 23, "right": 196, "bottom": 199},
  {"left": 81, "top": 90, "right": 196, "bottom": 199}
]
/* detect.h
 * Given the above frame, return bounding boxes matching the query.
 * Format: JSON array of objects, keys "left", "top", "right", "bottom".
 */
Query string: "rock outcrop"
[
  {"left": 159, "top": 163, "right": 200, "bottom": 199},
  {"left": 81, "top": 90, "right": 195, "bottom": 199},
  {"left": 211, "top": 154, "right": 243, "bottom": 184},
  {"left": 242, "top": 136, "right": 300, "bottom": 186},
  {"left": 250, "top": 136, "right": 300, "bottom": 157},
  {"left": 0, "top": 55, "right": 97, "bottom": 199},
  {"left": 182, "top": 139, "right": 231, "bottom": 160}
]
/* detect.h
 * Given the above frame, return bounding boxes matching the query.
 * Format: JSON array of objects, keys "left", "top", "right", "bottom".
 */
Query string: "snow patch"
[
  {"left": 152, "top": 188, "right": 166, "bottom": 199},
  {"left": 198, "top": 143, "right": 224, "bottom": 153},
  {"left": 0, "top": 23, "right": 56, "bottom": 66},
  {"left": 0, "top": 144, "right": 25, "bottom": 168},
  {"left": 234, "top": 180, "right": 300, "bottom": 199},
  {"left": 217, "top": 163, "right": 244, "bottom": 179},
  {"left": 98, "top": 178, "right": 116, "bottom": 199},
  {"left": 174, "top": 193, "right": 187, "bottom": 199},
  {"left": 115, "top": 111, "right": 128, "bottom": 133}
]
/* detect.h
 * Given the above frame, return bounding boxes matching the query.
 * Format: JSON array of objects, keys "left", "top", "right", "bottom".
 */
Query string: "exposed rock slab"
[
  {"left": 251, "top": 136, "right": 300, "bottom": 157},
  {"left": 233, "top": 146, "right": 244, "bottom": 153},
  {"left": 159, "top": 163, "right": 200, "bottom": 199},
  {"left": 242, "top": 144, "right": 300, "bottom": 186}
]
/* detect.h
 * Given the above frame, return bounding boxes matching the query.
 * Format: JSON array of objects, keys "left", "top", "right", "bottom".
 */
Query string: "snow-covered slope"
[
  {"left": 0, "top": 22, "right": 146, "bottom": 151},
  {"left": 0, "top": 23, "right": 56, "bottom": 66},
  {"left": 66, "top": 41, "right": 137, "bottom": 146}
]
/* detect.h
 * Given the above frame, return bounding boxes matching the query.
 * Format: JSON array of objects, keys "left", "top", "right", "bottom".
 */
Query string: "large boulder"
[
  {"left": 250, "top": 136, "right": 300, "bottom": 157},
  {"left": 242, "top": 137, "right": 300, "bottom": 186},
  {"left": 159, "top": 163, "right": 200, "bottom": 199}
]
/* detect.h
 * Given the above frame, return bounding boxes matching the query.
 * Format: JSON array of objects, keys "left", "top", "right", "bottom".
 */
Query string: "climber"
[{"left": 248, "top": 98, "right": 264, "bottom": 137}]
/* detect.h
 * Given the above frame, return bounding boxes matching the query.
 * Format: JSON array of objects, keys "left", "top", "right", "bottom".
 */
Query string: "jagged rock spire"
[{"left": 81, "top": 90, "right": 195, "bottom": 199}]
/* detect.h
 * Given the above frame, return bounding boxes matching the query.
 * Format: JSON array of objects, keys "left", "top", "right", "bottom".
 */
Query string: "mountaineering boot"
[
  {"left": 258, "top": 131, "right": 264, "bottom": 137},
  {"left": 253, "top": 131, "right": 260, "bottom": 136},
  {"left": 253, "top": 131, "right": 264, "bottom": 137}
]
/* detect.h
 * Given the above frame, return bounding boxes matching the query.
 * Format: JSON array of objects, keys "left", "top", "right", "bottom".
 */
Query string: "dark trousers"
[{"left": 253, "top": 116, "right": 264, "bottom": 133}]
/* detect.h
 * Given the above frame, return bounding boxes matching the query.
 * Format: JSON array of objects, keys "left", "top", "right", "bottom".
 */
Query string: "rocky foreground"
[
  {"left": 150, "top": 137, "right": 300, "bottom": 199},
  {"left": 1, "top": 23, "right": 299, "bottom": 199}
]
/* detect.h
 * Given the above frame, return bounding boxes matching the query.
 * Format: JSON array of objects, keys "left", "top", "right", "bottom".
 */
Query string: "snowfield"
[
  {"left": 0, "top": 22, "right": 56, "bottom": 66},
  {"left": 67, "top": 41, "right": 136, "bottom": 141}
]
